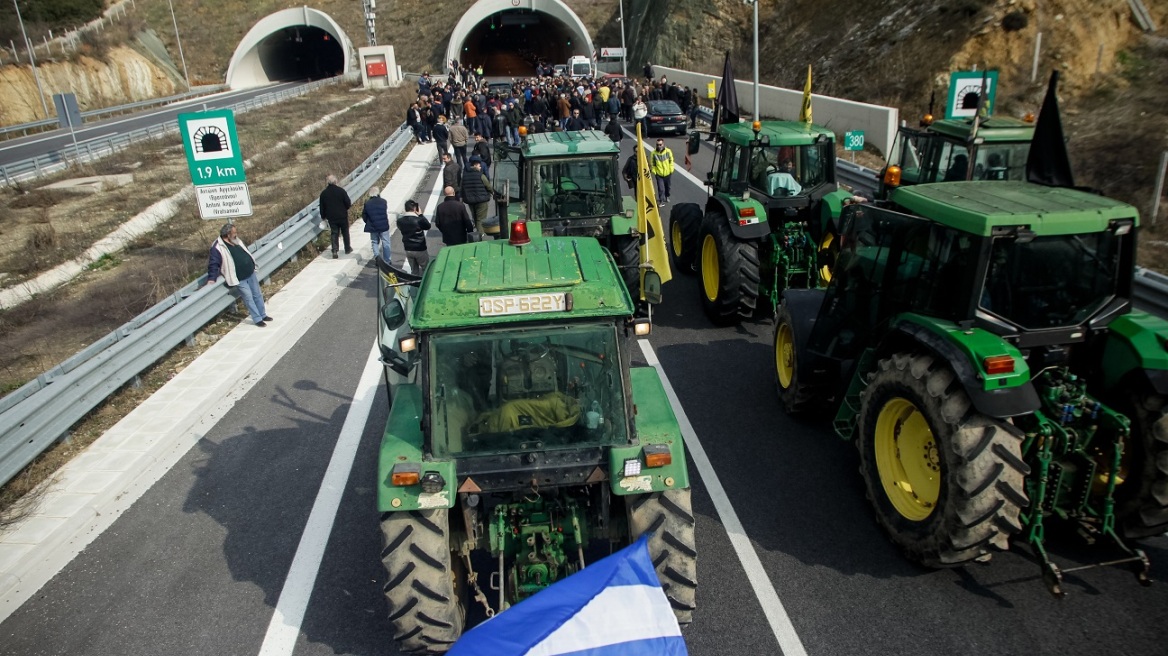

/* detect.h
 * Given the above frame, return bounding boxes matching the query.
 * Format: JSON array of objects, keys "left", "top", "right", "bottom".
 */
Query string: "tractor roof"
[
  {"left": 927, "top": 116, "right": 1035, "bottom": 143},
  {"left": 520, "top": 129, "right": 619, "bottom": 157},
  {"left": 720, "top": 120, "right": 836, "bottom": 146},
  {"left": 889, "top": 181, "right": 1139, "bottom": 237},
  {"left": 411, "top": 236, "right": 635, "bottom": 330}
]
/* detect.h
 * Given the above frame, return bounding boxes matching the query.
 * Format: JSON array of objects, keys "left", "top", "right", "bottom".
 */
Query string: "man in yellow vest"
[{"left": 650, "top": 138, "right": 675, "bottom": 206}]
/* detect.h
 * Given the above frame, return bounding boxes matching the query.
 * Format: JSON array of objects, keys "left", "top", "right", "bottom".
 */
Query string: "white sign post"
[{"left": 195, "top": 183, "right": 253, "bottom": 219}]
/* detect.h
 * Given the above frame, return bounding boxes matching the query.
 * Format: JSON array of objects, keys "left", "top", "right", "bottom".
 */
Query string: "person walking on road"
[
  {"left": 397, "top": 199, "right": 432, "bottom": 273},
  {"left": 472, "top": 132, "right": 492, "bottom": 179},
  {"left": 434, "top": 186, "right": 476, "bottom": 246},
  {"left": 205, "top": 223, "right": 271, "bottom": 327},
  {"left": 449, "top": 117, "right": 470, "bottom": 169},
  {"left": 432, "top": 114, "right": 450, "bottom": 157},
  {"left": 361, "top": 186, "right": 392, "bottom": 263},
  {"left": 462, "top": 157, "right": 496, "bottom": 236},
  {"left": 442, "top": 152, "right": 462, "bottom": 199},
  {"left": 650, "top": 139, "right": 675, "bottom": 205},
  {"left": 604, "top": 116, "right": 623, "bottom": 144},
  {"left": 633, "top": 97, "right": 649, "bottom": 137},
  {"left": 319, "top": 174, "right": 352, "bottom": 258}
]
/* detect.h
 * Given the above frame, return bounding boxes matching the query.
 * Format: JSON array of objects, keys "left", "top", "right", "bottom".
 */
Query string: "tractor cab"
[{"left": 879, "top": 116, "right": 1035, "bottom": 195}]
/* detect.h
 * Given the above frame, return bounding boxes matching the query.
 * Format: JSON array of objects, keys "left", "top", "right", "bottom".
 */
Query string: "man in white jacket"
[{"left": 205, "top": 223, "right": 272, "bottom": 327}]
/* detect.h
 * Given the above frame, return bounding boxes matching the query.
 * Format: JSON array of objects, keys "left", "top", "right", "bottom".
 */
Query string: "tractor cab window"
[
  {"left": 748, "top": 143, "right": 831, "bottom": 197},
  {"left": 715, "top": 143, "right": 743, "bottom": 191},
  {"left": 428, "top": 324, "right": 630, "bottom": 457},
  {"left": 888, "top": 128, "right": 928, "bottom": 185},
  {"left": 495, "top": 150, "right": 523, "bottom": 203},
  {"left": 972, "top": 143, "right": 1028, "bottom": 181},
  {"left": 980, "top": 230, "right": 1123, "bottom": 329},
  {"left": 938, "top": 141, "right": 972, "bottom": 182},
  {"left": 531, "top": 157, "right": 622, "bottom": 220}
]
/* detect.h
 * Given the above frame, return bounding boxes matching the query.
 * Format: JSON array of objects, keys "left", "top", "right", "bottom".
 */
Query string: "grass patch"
[{"left": 86, "top": 253, "right": 121, "bottom": 271}]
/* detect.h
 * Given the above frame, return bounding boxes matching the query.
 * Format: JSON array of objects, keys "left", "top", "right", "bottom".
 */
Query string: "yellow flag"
[
  {"left": 634, "top": 124, "right": 672, "bottom": 297},
  {"left": 800, "top": 65, "right": 813, "bottom": 124}
]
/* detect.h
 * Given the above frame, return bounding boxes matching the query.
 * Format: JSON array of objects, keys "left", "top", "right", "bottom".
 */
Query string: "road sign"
[
  {"left": 600, "top": 47, "right": 625, "bottom": 58},
  {"left": 945, "top": 71, "right": 999, "bottom": 119},
  {"left": 179, "top": 109, "right": 246, "bottom": 186},
  {"left": 844, "top": 131, "right": 865, "bottom": 151},
  {"left": 195, "top": 183, "right": 253, "bottom": 220}
]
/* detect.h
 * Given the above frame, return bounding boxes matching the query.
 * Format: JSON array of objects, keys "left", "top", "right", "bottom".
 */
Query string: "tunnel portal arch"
[
  {"left": 226, "top": 7, "right": 354, "bottom": 88},
  {"left": 446, "top": 0, "right": 595, "bottom": 77}
]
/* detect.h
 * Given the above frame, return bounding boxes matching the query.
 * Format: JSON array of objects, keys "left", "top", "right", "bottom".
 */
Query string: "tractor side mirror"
[
  {"left": 642, "top": 271, "right": 663, "bottom": 305},
  {"left": 687, "top": 131, "right": 701, "bottom": 155},
  {"left": 705, "top": 171, "right": 714, "bottom": 184},
  {"left": 381, "top": 299, "right": 407, "bottom": 330}
]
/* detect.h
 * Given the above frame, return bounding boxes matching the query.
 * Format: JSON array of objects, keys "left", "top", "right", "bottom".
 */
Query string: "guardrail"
[
  {"left": 0, "top": 122, "right": 414, "bottom": 487},
  {"left": 0, "top": 86, "right": 227, "bottom": 140},
  {"left": 0, "top": 78, "right": 340, "bottom": 186}
]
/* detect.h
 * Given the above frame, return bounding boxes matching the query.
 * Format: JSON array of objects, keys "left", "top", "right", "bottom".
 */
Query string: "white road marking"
[
  {"left": 638, "top": 339, "right": 810, "bottom": 656},
  {"left": 257, "top": 341, "right": 383, "bottom": 656}
]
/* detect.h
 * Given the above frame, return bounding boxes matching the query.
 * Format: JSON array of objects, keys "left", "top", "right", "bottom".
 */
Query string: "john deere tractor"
[
  {"left": 774, "top": 181, "right": 1168, "bottom": 595},
  {"left": 492, "top": 129, "right": 651, "bottom": 301},
  {"left": 374, "top": 224, "right": 694, "bottom": 652},
  {"left": 670, "top": 121, "right": 855, "bottom": 324},
  {"left": 878, "top": 115, "right": 1035, "bottom": 195}
]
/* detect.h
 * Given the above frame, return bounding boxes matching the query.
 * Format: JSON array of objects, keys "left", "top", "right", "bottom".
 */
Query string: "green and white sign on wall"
[
  {"left": 844, "top": 131, "right": 865, "bottom": 151},
  {"left": 179, "top": 109, "right": 251, "bottom": 219},
  {"left": 179, "top": 109, "right": 246, "bottom": 186}
]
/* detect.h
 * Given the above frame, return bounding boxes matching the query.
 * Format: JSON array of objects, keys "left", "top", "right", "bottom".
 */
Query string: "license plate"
[
  {"left": 479, "top": 293, "right": 567, "bottom": 317},
  {"left": 662, "top": 126, "right": 678, "bottom": 132}
]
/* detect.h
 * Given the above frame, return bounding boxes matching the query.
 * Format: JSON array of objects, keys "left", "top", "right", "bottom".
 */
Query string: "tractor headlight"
[
  {"left": 420, "top": 471, "right": 445, "bottom": 494},
  {"left": 622, "top": 458, "right": 642, "bottom": 477}
]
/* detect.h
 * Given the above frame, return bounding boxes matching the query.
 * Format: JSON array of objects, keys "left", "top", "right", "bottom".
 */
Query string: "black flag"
[
  {"left": 1025, "top": 70, "right": 1075, "bottom": 188},
  {"left": 715, "top": 52, "right": 740, "bottom": 130}
]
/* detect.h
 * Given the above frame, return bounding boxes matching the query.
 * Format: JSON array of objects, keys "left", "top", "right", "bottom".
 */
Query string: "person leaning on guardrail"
[{"left": 204, "top": 223, "right": 272, "bottom": 328}]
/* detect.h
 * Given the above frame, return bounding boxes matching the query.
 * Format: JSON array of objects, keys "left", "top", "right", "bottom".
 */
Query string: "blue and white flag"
[{"left": 449, "top": 534, "right": 687, "bottom": 656}]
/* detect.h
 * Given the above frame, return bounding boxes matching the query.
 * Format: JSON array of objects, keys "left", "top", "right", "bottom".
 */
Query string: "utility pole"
[
  {"left": 362, "top": 0, "right": 378, "bottom": 46},
  {"left": 13, "top": 0, "right": 51, "bottom": 119},
  {"left": 166, "top": 0, "right": 192, "bottom": 90},
  {"left": 744, "top": 0, "right": 759, "bottom": 118},
  {"left": 618, "top": 0, "right": 628, "bottom": 78}
]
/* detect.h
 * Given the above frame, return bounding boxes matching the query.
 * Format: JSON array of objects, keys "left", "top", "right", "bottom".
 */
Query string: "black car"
[
  {"left": 487, "top": 81, "right": 514, "bottom": 98},
  {"left": 645, "top": 100, "right": 686, "bottom": 136}
]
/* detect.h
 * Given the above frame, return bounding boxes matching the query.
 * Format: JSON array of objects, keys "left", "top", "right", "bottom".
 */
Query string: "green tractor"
[
  {"left": 492, "top": 129, "right": 650, "bottom": 300},
  {"left": 669, "top": 121, "right": 855, "bottom": 324},
  {"left": 878, "top": 115, "right": 1035, "bottom": 195},
  {"left": 374, "top": 225, "right": 694, "bottom": 652},
  {"left": 774, "top": 180, "right": 1168, "bottom": 595}
]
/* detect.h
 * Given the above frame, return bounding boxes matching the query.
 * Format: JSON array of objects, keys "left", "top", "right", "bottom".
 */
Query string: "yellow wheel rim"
[
  {"left": 874, "top": 397, "right": 940, "bottom": 521},
  {"left": 672, "top": 221, "right": 683, "bottom": 257},
  {"left": 776, "top": 323, "right": 795, "bottom": 389},
  {"left": 701, "top": 234, "right": 720, "bottom": 302},
  {"left": 818, "top": 231, "right": 835, "bottom": 284}
]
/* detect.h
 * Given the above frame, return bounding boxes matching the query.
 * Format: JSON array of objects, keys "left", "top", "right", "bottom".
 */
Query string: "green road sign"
[
  {"left": 844, "top": 131, "right": 865, "bottom": 151},
  {"left": 945, "top": 70, "right": 999, "bottom": 120},
  {"left": 178, "top": 109, "right": 246, "bottom": 186}
]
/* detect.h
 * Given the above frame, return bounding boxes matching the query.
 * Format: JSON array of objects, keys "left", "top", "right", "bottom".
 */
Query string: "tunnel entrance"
[
  {"left": 225, "top": 8, "right": 353, "bottom": 89},
  {"left": 447, "top": 0, "right": 594, "bottom": 80},
  {"left": 255, "top": 26, "right": 344, "bottom": 82},
  {"left": 459, "top": 10, "right": 576, "bottom": 76}
]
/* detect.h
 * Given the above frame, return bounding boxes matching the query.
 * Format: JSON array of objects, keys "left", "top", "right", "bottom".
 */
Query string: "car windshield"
[
  {"left": 531, "top": 157, "right": 623, "bottom": 219},
  {"left": 429, "top": 324, "right": 629, "bottom": 457},
  {"left": 746, "top": 143, "right": 831, "bottom": 197},
  {"left": 649, "top": 101, "right": 681, "bottom": 114},
  {"left": 980, "top": 231, "right": 1122, "bottom": 328},
  {"left": 571, "top": 62, "right": 591, "bottom": 76}
]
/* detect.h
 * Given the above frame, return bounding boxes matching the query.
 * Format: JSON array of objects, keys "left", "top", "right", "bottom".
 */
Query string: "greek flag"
[{"left": 448, "top": 534, "right": 687, "bottom": 656}]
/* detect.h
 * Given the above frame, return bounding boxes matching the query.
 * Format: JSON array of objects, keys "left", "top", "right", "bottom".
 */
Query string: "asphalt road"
[
  {"left": 0, "top": 82, "right": 306, "bottom": 169},
  {"left": 1, "top": 124, "right": 1166, "bottom": 656}
]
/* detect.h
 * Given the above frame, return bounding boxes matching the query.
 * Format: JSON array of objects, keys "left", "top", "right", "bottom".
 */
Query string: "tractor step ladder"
[{"left": 833, "top": 350, "right": 876, "bottom": 439}]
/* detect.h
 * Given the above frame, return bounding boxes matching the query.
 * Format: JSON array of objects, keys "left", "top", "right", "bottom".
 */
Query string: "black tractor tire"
[
  {"left": 1117, "top": 392, "right": 1168, "bottom": 538},
  {"left": 380, "top": 509, "right": 464, "bottom": 653},
  {"left": 698, "top": 213, "right": 761, "bottom": 325},
  {"left": 773, "top": 303, "right": 816, "bottom": 414},
  {"left": 627, "top": 489, "right": 698, "bottom": 625},
  {"left": 614, "top": 234, "right": 642, "bottom": 305},
  {"left": 857, "top": 353, "right": 1030, "bottom": 567},
  {"left": 669, "top": 203, "right": 702, "bottom": 274}
]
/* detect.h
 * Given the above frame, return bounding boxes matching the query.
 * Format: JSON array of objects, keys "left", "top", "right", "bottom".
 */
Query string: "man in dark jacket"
[
  {"left": 622, "top": 154, "right": 638, "bottom": 191},
  {"left": 319, "top": 174, "right": 352, "bottom": 258},
  {"left": 434, "top": 186, "right": 476, "bottom": 246},
  {"left": 605, "top": 117, "right": 623, "bottom": 143},
  {"left": 361, "top": 186, "right": 391, "bottom": 263},
  {"left": 397, "top": 199, "right": 432, "bottom": 273},
  {"left": 442, "top": 152, "right": 462, "bottom": 199},
  {"left": 462, "top": 157, "right": 496, "bottom": 235},
  {"left": 564, "top": 108, "right": 588, "bottom": 131},
  {"left": 471, "top": 133, "right": 492, "bottom": 179}
]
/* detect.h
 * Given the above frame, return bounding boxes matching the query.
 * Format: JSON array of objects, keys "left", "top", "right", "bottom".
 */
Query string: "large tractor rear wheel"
[
  {"left": 773, "top": 304, "right": 817, "bottom": 414},
  {"left": 627, "top": 489, "right": 697, "bottom": 625},
  {"left": 669, "top": 203, "right": 702, "bottom": 274},
  {"left": 857, "top": 353, "right": 1030, "bottom": 567},
  {"left": 698, "top": 214, "right": 760, "bottom": 325},
  {"left": 1117, "top": 392, "right": 1168, "bottom": 538},
  {"left": 380, "top": 509, "right": 465, "bottom": 653}
]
